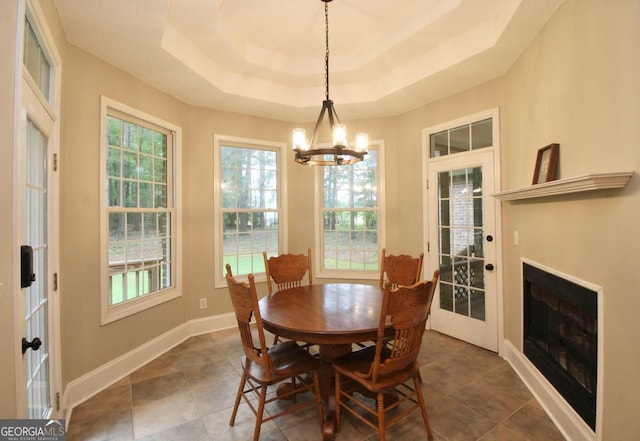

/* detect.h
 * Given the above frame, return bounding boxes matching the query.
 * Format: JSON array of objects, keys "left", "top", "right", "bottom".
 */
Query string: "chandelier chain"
[{"left": 324, "top": 1, "right": 330, "bottom": 101}]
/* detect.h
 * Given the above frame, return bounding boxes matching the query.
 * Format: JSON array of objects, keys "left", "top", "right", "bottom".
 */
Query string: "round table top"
[{"left": 259, "top": 283, "right": 383, "bottom": 345}]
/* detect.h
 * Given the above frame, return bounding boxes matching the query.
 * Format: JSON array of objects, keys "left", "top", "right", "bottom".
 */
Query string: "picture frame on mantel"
[{"left": 532, "top": 143, "right": 559, "bottom": 184}]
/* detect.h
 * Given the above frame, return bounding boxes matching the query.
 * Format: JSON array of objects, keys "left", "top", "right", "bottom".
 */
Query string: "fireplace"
[{"left": 523, "top": 262, "right": 598, "bottom": 430}]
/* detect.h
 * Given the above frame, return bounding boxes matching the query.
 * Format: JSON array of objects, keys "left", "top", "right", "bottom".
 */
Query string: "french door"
[
  {"left": 21, "top": 116, "right": 54, "bottom": 418},
  {"left": 15, "top": 3, "right": 61, "bottom": 419},
  {"left": 426, "top": 149, "right": 499, "bottom": 352}
]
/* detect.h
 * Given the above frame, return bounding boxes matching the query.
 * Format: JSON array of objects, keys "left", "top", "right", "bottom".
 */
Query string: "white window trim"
[
  {"left": 99, "top": 96, "right": 183, "bottom": 325},
  {"left": 314, "top": 140, "right": 386, "bottom": 280},
  {"left": 213, "top": 134, "right": 288, "bottom": 288}
]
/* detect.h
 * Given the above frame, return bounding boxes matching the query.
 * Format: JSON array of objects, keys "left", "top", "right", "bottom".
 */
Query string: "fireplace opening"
[{"left": 523, "top": 262, "right": 598, "bottom": 430}]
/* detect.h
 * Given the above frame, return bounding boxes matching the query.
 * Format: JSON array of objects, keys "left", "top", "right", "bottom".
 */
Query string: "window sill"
[{"left": 101, "top": 288, "right": 181, "bottom": 325}]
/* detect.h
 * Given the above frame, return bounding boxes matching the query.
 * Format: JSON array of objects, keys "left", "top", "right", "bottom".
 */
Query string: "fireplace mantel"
[{"left": 492, "top": 172, "right": 634, "bottom": 201}]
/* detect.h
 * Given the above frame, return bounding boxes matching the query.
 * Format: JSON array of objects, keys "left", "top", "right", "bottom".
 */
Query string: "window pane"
[
  {"left": 143, "top": 213, "right": 157, "bottom": 237},
  {"left": 154, "top": 158, "right": 166, "bottom": 183},
  {"left": 105, "top": 110, "right": 175, "bottom": 307},
  {"left": 154, "top": 132, "right": 166, "bottom": 156},
  {"left": 123, "top": 181, "right": 137, "bottom": 207},
  {"left": 140, "top": 128, "right": 154, "bottom": 154},
  {"left": 107, "top": 117, "right": 122, "bottom": 147},
  {"left": 430, "top": 118, "right": 493, "bottom": 159},
  {"left": 154, "top": 184, "right": 167, "bottom": 208},
  {"left": 139, "top": 155, "right": 153, "bottom": 181},
  {"left": 23, "top": 18, "right": 51, "bottom": 101},
  {"left": 450, "top": 125, "right": 470, "bottom": 154},
  {"left": 471, "top": 118, "right": 492, "bottom": 149},
  {"left": 122, "top": 151, "right": 137, "bottom": 179},
  {"left": 107, "top": 147, "right": 121, "bottom": 177},
  {"left": 108, "top": 179, "right": 120, "bottom": 206},
  {"left": 123, "top": 122, "right": 139, "bottom": 150},
  {"left": 430, "top": 130, "right": 448, "bottom": 158},
  {"left": 321, "top": 148, "right": 380, "bottom": 273},
  {"left": 440, "top": 282, "right": 453, "bottom": 311},
  {"left": 139, "top": 182, "right": 153, "bottom": 207},
  {"left": 109, "top": 212, "right": 125, "bottom": 238},
  {"left": 220, "top": 143, "right": 281, "bottom": 277}
]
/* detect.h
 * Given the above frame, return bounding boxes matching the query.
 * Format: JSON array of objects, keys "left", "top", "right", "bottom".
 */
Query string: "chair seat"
[
  {"left": 243, "top": 341, "right": 319, "bottom": 383},
  {"left": 333, "top": 346, "right": 419, "bottom": 392}
]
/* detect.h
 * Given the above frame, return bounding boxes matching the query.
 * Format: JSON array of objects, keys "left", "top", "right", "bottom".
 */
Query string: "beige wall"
[
  {"left": 3, "top": 0, "right": 639, "bottom": 437},
  {"left": 0, "top": 0, "right": 19, "bottom": 418},
  {"left": 499, "top": 1, "right": 640, "bottom": 439},
  {"left": 59, "top": 44, "right": 193, "bottom": 383}
]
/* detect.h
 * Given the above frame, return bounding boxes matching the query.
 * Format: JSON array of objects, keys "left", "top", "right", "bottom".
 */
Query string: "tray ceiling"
[{"left": 53, "top": 0, "right": 563, "bottom": 122}]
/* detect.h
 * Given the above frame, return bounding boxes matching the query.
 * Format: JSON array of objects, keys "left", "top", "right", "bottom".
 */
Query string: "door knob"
[
  {"left": 22, "top": 337, "right": 42, "bottom": 354},
  {"left": 485, "top": 263, "right": 494, "bottom": 271},
  {"left": 486, "top": 235, "right": 493, "bottom": 242}
]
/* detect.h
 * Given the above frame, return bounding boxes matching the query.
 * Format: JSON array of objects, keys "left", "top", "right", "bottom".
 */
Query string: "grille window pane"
[{"left": 105, "top": 113, "right": 174, "bottom": 306}]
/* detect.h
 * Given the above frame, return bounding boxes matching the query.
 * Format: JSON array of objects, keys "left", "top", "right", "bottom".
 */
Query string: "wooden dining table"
[{"left": 259, "top": 283, "right": 384, "bottom": 441}]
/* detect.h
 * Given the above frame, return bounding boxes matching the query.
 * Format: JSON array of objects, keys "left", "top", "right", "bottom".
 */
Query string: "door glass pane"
[
  {"left": 437, "top": 165, "right": 486, "bottom": 321},
  {"left": 471, "top": 118, "right": 492, "bottom": 149},
  {"left": 25, "top": 118, "right": 50, "bottom": 418},
  {"left": 429, "top": 118, "right": 493, "bottom": 158},
  {"left": 23, "top": 18, "right": 51, "bottom": 102},
  {"left": 450, "top": 125, "right": 470, "bottom": 154},
  {"left": 430, "top": 130, "right": 448, "bottom": 157}
]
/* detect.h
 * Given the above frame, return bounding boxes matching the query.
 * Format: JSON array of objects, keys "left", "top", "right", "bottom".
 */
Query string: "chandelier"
[{"left": 292, "top": 0, "right": 368, "bottom": 166}]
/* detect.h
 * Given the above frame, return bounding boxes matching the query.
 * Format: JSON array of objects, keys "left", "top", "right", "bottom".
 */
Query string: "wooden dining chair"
[
  {"left": 333, "top": 270, "right": 440, "bottom": 441},
  {"left": 379, "top": 248, "right": 424, "bottom": 289},
  {"left": 225, "top": 264, "right": 323, "bottom": 441},
  {"left": 263, "top": 248, "right": 312, "bottom": 295},
  {"left": 263, "top": 248, "right": 313, "bottom": 346}
]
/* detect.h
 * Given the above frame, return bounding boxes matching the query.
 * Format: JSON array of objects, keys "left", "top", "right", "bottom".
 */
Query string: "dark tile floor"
[{"left": 66, "top": 329, "right": 566, "bottom": 440}]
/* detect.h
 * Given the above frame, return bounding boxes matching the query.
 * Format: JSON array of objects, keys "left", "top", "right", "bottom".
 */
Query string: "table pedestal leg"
[{"left": 318, "top": 344, "right": 352, "bottom": 441}]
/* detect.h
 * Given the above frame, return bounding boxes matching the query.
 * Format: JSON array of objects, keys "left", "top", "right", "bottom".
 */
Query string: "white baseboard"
[
  {"left": 503, "top": 340, "right": 599, "bottom": 441},
  {"left": 62, "top": 312, "right": 236, "bottom": 425}
]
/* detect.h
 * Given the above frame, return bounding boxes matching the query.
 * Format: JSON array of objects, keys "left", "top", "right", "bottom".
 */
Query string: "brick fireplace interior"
[{"left": 523, "top": 262, "right": 598, "bottom": 430}]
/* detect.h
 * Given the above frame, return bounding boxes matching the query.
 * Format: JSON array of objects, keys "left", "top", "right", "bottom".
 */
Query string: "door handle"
[
  {"left": 485, "top": 263, "right": 494, "bottom": 271},
  {"left": 22, "top": 337, "right": 42, "bottom": 354},
  {"left": 21, "top": 245, "right": 36, "bottom": 288}
]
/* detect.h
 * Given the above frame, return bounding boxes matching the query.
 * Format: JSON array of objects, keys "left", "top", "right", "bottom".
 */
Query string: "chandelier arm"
[
  {"left": 329, "top": 102, "right": 341, "bottom": 125},
  {"left": 326, "top": 100, "right": 336, "bottom": 127},
  {"left": 309, "top": 102, "right": 328, "bottom": 147}
]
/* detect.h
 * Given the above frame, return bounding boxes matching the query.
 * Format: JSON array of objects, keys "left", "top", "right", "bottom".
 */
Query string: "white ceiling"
[{"left": 53, "top": 0, "right": 563, "bottom": 123}]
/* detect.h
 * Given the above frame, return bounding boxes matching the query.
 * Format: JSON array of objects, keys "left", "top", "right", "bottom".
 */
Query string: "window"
[
  {"left": 430, "top": 118, "right": 493, "bottom": 158},
  {"left": 23, "top": 15, "right": 51, "bottom": 101},
  {"left": 214, "top": 135, "right": 287, "bottom": 286},
  {"left": 100, "top": 97, "right": 182, "bottom": 324},
  {"left": 316, "top": 141, "right": 385, "bottom": 278}
]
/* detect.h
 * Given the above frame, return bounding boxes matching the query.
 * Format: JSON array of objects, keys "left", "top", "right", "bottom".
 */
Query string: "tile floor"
[{"left": 66, "top": 329, "right": 566, "bottom": 440}]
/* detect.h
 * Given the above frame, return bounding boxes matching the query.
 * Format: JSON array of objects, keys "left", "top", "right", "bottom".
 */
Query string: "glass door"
[
  {"left": 427, "top": 150, "right": 498, "bottom": 351},
  {"left": 24, "top": 119, "right": 52, "bottom": 418},
  {"left": 16, "top": 8, "right": 61, "bottom": 418}
]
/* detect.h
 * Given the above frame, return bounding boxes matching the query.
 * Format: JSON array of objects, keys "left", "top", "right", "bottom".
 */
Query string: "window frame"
[
  {"left": 314, "top": 140, "right": 386, "bottom": 280},
  {"left": 99, "top": 96, "right": 183, "bottom": 325},
  {"left": 213, "top": 134, "right": 288, "bottom": 288}
]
